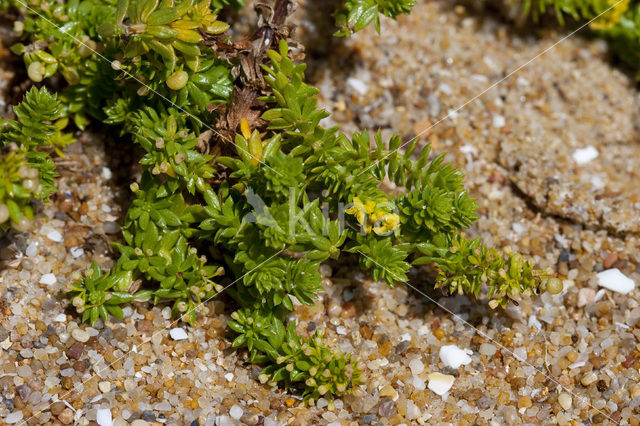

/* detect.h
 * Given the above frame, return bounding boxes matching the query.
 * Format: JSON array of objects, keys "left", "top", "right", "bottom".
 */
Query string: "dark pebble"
[
  {"left": 73, "top": 360, "right": 88, "bottom": 373},
  {"left": 306, "top": 321, "right": 316, "bottom": 332},
  {"left": 361, "top": 414, "right": 376, "bottom": 424},
  {"left": 113, "top": 327, "right": 128, "bottom": 341},
  {"left": 597, "top": 380, "right": 608, "bottom": 392},
  {"left": 3, "top": 398, "right": 14, "bottom": 411},
  {"left": 16, "top": 384, "right": 31, "bottom": 401},
  {"left": 190, "top": 421, "right": 199, "bottom": 426},
  {"left": 141, "top": 410, "right": 156, "bottom": 421},
  {"left": 65, "top": 342, "right": 84, "bottom": 360},
  {"left": 394, "top": 340, "right": 409, "bottom": 356},
  {"left": 377, "top": 397, "right": 395, "bottom": 418},
  {"left": 557, "top": 249, "right": 570, "bottom": 263},
  {"left": 0, "top": 326, "right": 8, "bottom": 341},
  {"left": 99, "top": 326, "right": 113, "bottom": 341}
]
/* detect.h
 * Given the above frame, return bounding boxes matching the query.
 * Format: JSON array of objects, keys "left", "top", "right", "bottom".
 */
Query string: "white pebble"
[
  {"left": 5, "top": 410, "right": 23, "bottom": 424},
  {"left": 102, "top": 167, "right": 113, "bottom": 180},
  {"left": 169, "top": 328, "right": 188, "bottom": 340},
  {"left": 346, "top": 77, "right": 367, "bottom": 95},
  {"left": 25, "top": 242, "right": 38, "bottom": 257},
  {"left": 492, "top": 114, "right": 506, "bottom": 128},
  {"left": 336, "top": 326, "right": 347, "bottom": 335},
  {"left": 54, "top": 313, "right": 67, "bottom": 322},
  {"left": 229, "top": 405, "right": 243, "bottom": 420},
  {"left": 578, "top": 287, "right": 596, "bottom": 307},
  {"left": 439, "top": 344, "right": 472, "bottom": 369},
  {"left": 46, "top": 229, "right": 63, "bottom": 242},
  {"left": 409, "top": 358, "right": 424, "bottom": 375},
  {"left": 71, "top": 328, "right": 90, "bottom": 343},
  {"left": 479, "top": 343, "right": 497, "bottom": 356},
  {"left": 597, "top": 268, "right": 635, "bottom": 294},
  {"left": 96, "top": 408, "right": 113, "bottom": 426},
  {"left": 224, "top": 372, "right": 234, "bottom": 382},
  {"left": 99, "top": 381, "right": 111, "bottom": 393},
  {"left": 572, "top": 146, "right": 598, "bottom": 165},
  {"left": 427, "top": 372, "right": 454, "bottom": 396},
  {"left": 70, "top": 247, "right": 85, "bottom": 258},
  {"left": 39, "top": 273, "right": 57, "bottom": 285},
  {"left": 410, "top": 375, "right": 426, "bottom": 390},
  {"left": 558, "top": 393, "right": 572, "bottom": 410}
]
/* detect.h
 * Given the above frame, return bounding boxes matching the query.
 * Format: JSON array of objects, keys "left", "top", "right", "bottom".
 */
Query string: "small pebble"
[
  {"left": 99, "top": 381, "right": 111, "bottom": 393},
  {"left": 558, "top": 393, "right": 572, "bottom": 410},
  {"left": 439, "top": 344, "right": 472, "bottom": 368},
  {"left": 169, "top": 328, "right": 188, "bottom": 340},
  {"left": 5, "top": 411, "right": 23, "bottom": 424},
  {"left": 71, "top": 328, "right": 90, "bottom": 343},
  {"left": 39, "top": 273, "right": 57, "bottom": 285},
  {"left": 427, "top": 372, "right": 454, "bottom": 395},
  {"left": 572, "top": 146, "right": 598, "bottom": 164},
  {"left": 97, "top": 408, "right": 113, "bottom": 426},
  {"left": 70, "top": 247, "right": 84, "bottom": 258},
  {"left": 479, "top": 343, "right": 497, "bottom": 356},
  {"left": 581, "top": 372, "right": 598, "bottom": 386},
  {"left": 229, "top": 405, "right": 243, "bottom": 420},
  {"left": 409, "top": 358, "right": 424, "bottom": 375},
  {"left": 46, "top": 229, "right": 63, "bottom": 242},
  {"left": 596, "top": 268, "right": 635, "bottom": 294}
]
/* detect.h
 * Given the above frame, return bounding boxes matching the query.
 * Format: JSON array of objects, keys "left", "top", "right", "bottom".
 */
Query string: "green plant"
[
  {"left": 521, "top": 0, "right": 640, "bottom": 74},
  {"left": 7, "top": 0, "right": 562, "bottom": 403},
  {"left": 334, "top": 0, "right": 416, "bottom": 36},
  {"left": 0, "top": 87, "right": 71, "bottom": 231}
]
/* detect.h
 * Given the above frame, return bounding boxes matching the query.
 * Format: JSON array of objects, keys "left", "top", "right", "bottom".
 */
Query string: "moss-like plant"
[
  {"left": 6, "top": 0, "right": 562, "bottom": 402},
  {"left": 522, "top": 0, "right": 640, "bottom": 75},
  {"left": 0, "top": 87, "right": 72, "bottom": 231}
]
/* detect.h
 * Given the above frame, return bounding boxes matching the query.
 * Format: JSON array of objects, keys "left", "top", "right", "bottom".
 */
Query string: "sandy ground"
[{"left": 1, "top": 1, "right": 640, "bottom": 425}]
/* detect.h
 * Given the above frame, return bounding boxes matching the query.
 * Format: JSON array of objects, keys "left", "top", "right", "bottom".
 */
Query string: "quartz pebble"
[
  {"left": 229, "top": 405, "right": 243, "bottom": 420},
  {"left": 596, "top": 268, "right": 635, "bottom": 294},
  {"left": 558, "top": 393, "right": 572, "bottom": 410},
  {"left": 96, "top": 408, "right": 113, "bottom": 426},
  {"left": 427, "top": 372, "right": 455, "bottom": 395},
  {"left": 409, "top": 358, "right": 424, "bottom": 375},
  {"left": 99, "top": 381, "right": 111, "bottom": 393},
  {"left": 169, "top": 327, "right": 188, "bottom": 340},
  {"left": 39, "top": 273, "right": 57, "bottom": 285},
  {"left": 46, "top": 229, "right": 63, "bottom": 242},
  {"left": 439, "top": 344, "right": 472, "bottom": 368},
  {"left": 572, "top": 146, "right": 598, "bottom": 164},
  {"left": 5, "top": 411, "right": 23, "bottom": 424},
  {"left": 70, "top": 247, "right": 84, "bottom": 258},
  {"left": 71, "top": 328, "right": 90, "bottom": 343}
]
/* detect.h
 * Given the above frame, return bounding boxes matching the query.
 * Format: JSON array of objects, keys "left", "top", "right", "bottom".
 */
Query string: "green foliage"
[
  {"left": 0, "top": 87, "right": 72, "bottom": 231},
  {"left": 334, "top": 0, "right": 416, "bottom": 36},
  {"left": 10, "top": 0, "right": 233, "bottom": 128},
  {"left": 521, "top": 0, "right": 640, "bottom": 74},
  {"left": 7, "top": 0, "right": 561, "bottom": 403}
]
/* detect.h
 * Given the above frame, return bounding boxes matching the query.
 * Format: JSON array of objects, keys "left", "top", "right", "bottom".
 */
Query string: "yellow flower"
[
  {"left": 590, "top": 0, "right": 629, "bottom": 30},
  {"left": 372, "top": 212, "right": 400, "bottom": 235},
  {"left": 346, "top": 197, "right": 399, "bottom": 235},
  {"left": 345, "top": 197, "right": 376, "bottom": 226}
]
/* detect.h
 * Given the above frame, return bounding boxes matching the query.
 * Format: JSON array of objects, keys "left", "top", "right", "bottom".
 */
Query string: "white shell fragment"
[{"left": 597, "top": 268, "right": 635, "bottom": 294}]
